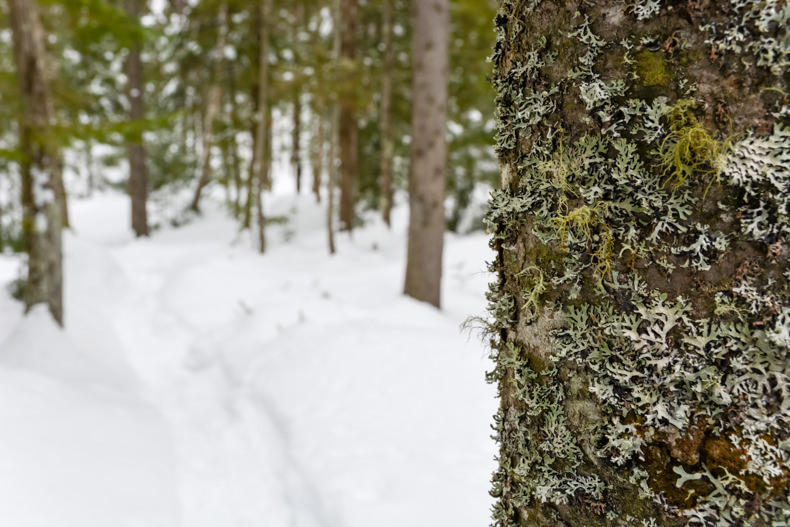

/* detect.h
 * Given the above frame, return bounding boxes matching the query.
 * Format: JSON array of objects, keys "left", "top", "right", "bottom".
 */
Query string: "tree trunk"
[
  {"left": 252, "top": 0, "right": 270, "bottom": 253},
  {"left": 378, "top": 0, "right": 394, "bottom": 227},
  {"left": 190, "top": 2, "right": 227, "bottom": 213},
  {"left": 292, "top": 93, "right": 302, "bottom": 193},
  {"left": 227, "top": 59, "right": 242, "bottom": 216},
  {"left": 8, "top": 0, "right": 64, "bottom": 325},
  {"left": 312, "top": 113, "right": 323, "bottom": 204},
  {"left": 338, "top": 0, "right": 357, "bottom": 232},
  {"left": 486, "top": 2, "right": 790, "bottom": 526},
  {"left": 403, "top": 0, "right": 448, "bottom": 309},
  {"left": 125, "top": 0, "right": 149, "bottom": 237}
]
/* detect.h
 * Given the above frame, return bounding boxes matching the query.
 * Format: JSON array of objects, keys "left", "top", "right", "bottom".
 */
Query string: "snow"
[{"left": 0, "top": 187, "right": 497, "bottom": 526}]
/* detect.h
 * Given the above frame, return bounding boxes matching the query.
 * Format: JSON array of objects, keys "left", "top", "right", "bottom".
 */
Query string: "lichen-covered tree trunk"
[
  {"left": 485, "top": 1, "right": 790, "bottom": 526},
  {"left": 9, "top": 0, "right": 64, "bottom": 325},
  {"left": 125, "top": 0, "right": 149, "bottom": 236},
  {"left": 403, "top": 0, "right": 449, "bottom": 308}
]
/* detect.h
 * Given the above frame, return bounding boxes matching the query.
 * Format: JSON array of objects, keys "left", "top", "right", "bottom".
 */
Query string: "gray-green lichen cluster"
[{"left": 485, "top": 0, "right": 790, "bottom": 525}]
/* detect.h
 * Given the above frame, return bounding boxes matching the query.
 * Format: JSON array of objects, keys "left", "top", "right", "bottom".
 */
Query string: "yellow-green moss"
[{"left": 635, "top": 50, "right": 670, "bottom": 86}]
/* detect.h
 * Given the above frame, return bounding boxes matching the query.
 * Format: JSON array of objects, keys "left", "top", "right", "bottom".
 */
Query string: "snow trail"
[{"left": 0, "top": 190, "right": 497, "bottom": 526}]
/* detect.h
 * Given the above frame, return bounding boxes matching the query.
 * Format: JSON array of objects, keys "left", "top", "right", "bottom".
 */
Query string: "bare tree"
[
  {"left": 378, "top": 0, "right": 394, "bottom": 227},
  {"left": 8, "top": 0, "right": 64, "bottom": 324},
  {"left": 338, "top": 0, "right": 357, "bottom": 232},
  {"left": 403, "top": 0, "right": 449, "bottom": 308},
  {"left": 125, "top": 0, "right": 149, "bottom": 236}
]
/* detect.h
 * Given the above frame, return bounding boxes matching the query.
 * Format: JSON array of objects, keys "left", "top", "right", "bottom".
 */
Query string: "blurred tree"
[
  {"left": 7, "top": 0, "right": 64, "bottom": 324},
  {"left": 403, "top": 0, "right": 448, "bottom": 308}
]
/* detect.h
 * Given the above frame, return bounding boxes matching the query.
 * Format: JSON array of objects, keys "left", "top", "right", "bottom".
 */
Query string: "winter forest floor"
[{"left": 0, "top": 187, "right": 497, "bottom": 527}]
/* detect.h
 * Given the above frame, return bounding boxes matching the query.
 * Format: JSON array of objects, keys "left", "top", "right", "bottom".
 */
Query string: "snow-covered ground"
[{"left": 0, "top": 188, "right": 497, "bottom": 527}]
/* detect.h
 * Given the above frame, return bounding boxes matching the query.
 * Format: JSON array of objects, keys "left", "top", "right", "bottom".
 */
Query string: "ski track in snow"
[{"left": 0, "top": 190, "right": 497, "bottom": 527}]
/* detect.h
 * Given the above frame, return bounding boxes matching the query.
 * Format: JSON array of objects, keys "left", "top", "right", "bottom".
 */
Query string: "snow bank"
[{"left": 0, "top": 307, "right": 180, "bottom": 527}]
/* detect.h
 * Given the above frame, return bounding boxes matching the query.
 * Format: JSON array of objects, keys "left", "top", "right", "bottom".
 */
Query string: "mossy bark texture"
[{"left": 486, "top": 1, "right": 790, "bottom": 525}]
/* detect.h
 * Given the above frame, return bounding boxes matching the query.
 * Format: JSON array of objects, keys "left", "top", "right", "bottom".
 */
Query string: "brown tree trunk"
[
  {"left": 8, "top": 0, "right": 64, "bottom": 325},
  {"left": 487, "top": 1, "right": 790, "bottom": 526},
  {"left": 190, "top": 2, "right": 227, "bottom": 213},
  {"left": 403, "top": 0, "right": 448, "bottom": 309},
  {"left": 338, "top": 0, "right": 357, "bottom": 232},
  {"left": 125, "top": 0, "right": 149, "bottom": 236},
  {"left": 252, "top": 0, "right": 270, "bottom": 253},
  {"left": 378, "top": 0, "right": 394, "bottom": 227},
  {"left": 312, "top": 113, "right": 324, "bottom": 204},
  {"left": 292, "top": 93, "right": 302, "bottom": 193}
]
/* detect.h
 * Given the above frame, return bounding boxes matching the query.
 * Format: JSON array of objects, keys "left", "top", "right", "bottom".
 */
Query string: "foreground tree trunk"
[
  {"left": 486, "top": 1, "right": 790, "bottom": 526},
  {"left": 125, "top": 0, "right": 149, "bottom": 236},
  {"left": 8, "top": 0, "right": 64, "bottom": 325},
  {"left": 338, "top": 0, "right": 357, "bottom": 232},
  {"left": 403, "top": 0, "right": 449, "bottom": 308}
]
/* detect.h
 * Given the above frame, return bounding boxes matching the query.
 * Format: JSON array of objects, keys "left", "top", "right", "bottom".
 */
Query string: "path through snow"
[{"left": 0, "top": 191, "right": 497, "bottom": 527}]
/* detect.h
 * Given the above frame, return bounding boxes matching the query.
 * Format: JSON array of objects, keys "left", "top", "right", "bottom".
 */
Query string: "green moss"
[
  {"left": 659, "top": 100, "right": 733, "bottom": 190},
  {"left": 634, "top": 50, "right": 670, "bottom": 87}
]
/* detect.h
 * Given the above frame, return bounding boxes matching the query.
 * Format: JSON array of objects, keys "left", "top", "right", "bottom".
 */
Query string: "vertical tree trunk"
[
  {"left": 226, "top": 60, "right": 242, "bottom": 216},
  {"left": 312, "top": 113, "right": 324, "bottom": 203},
  {"left": 378, "top": 0, "right": 394, "bottom": 227},
  {"left": 338, "top": 0, "right": 357, "bottom": 232},
  {"left": 8, "top": 0, "right": 64, "bottom": 325},
  {"left": 403, "top": 0, "right": 449, "bottom": 309},
  {"left": 292, "top": 93, "right": 302, "bottom": 193},
  {"left": 125, "top": 0, "right": 149, "bottom": 237},
  {"left": 486, "top": 2, "right": 790, "bottom": 526},
  {"left": 252, "top": 0, "right": 270, "bottom": 253},
  {"left": 190, "top": 2, "right": 227, "bottom": 213}
]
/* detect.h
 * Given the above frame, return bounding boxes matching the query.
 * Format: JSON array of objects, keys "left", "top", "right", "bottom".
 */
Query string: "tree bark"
[
  {"left": 338, "top": 0, "right": 357, "bottom": 232},
  {"left": 8, "top": 0, "right": 64, "bottom": 325},
  {"left": 292, "top": 93, "right": 302, "bottom": 193},
  {"left": 486, "top": 1, "right": 790, "bottom": 526},
  {"left": 252, "top": 0, "right": 270, "bottom": 254},
  {"left": 403, "top": 0, "right": 449, "bottom": 309},
  {"left": 312, "top": 113, "right": 324, "bottom": 204},
  {"left": 190, "top": 2, "right": 227, "bottom": 213},
  {"left": 378, "top": 0, "right": 394, "bottom": 227},
  {"left": 125, "top": 0, "right": 149, "bottom": 237}
]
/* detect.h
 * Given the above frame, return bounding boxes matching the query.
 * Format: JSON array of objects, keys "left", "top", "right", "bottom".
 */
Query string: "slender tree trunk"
[
  {"left": 403, "top": 0, "right": 448, "bottom": 309},
  {"left": 226, "top": 60, "right": 242, "bottom": 216},
  {"left": 312, "top": 113, "right": 323, "bottom": 203},
  {"left": 292, "top": 93, "right": 302, "bottom": 193},
  {"left": 487, "top": 2, "right": 790, "bottom": 526},
  {"left": 338, "top": 0, "right": 357, "bottom": 232},
  {"left": 125, "top": 0, "right": 149, "bottom": 236},
  {"left": 379, "top": 0, "right": 394, "bottom": 227},
  {"left": 8, "top": 0, "right": 64, "bottom": 325},
  {"left": 252, "top": 0, "right": 270, "bottom": 253},
  {"left": 190, "top": 2, "right": 227, "bottom": 213}
]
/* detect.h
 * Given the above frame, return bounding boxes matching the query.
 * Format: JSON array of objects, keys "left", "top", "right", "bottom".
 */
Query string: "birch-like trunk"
[
  {"left": 8, "top": 0, "right": 64, "bottom": 325},
  {"left": 190, "top": 2, "right": 227, "bottom": 213}
]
